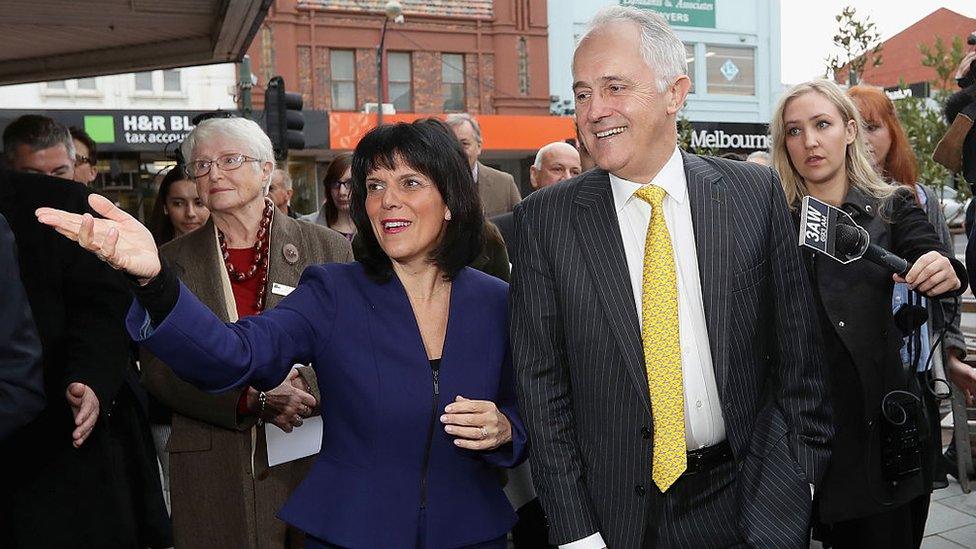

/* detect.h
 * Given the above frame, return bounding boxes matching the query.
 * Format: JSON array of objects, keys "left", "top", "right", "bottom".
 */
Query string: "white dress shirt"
[{"left": 561, "top": 146, "right": 726, "bottom": 549}]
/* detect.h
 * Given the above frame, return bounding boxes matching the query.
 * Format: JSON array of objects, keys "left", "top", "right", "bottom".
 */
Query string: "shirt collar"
[
  {"left": 472, "top": 162, "right": 479, "bottom": 183},
  {"left": 609, "top": 145, "right": 685, "bottom": 213}
]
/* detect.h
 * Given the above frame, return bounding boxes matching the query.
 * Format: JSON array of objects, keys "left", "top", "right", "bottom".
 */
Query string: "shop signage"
[
  {"left": 620, "top": 0, "right": 716, "bottom": 28},
  {"left": 688, "top": 121, "right": 770, "bottom": 152}
]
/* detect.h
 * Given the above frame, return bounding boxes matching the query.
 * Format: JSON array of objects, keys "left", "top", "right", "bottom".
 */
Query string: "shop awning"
[
  {"left": 328, "top": 112, "right": 578, "bottom": 153},
  {"left": 0, "top": 0, "right": 271, "bottom": 85}
]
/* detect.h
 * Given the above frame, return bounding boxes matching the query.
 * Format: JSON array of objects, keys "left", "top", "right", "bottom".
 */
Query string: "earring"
[{"left": 445, "top": 210, "right": 452, "bottom": 221}]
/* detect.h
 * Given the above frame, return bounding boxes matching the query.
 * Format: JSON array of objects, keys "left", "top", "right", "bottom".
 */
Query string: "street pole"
[{"left": 239, "top": 55, "right": 254, "bottom": 120}]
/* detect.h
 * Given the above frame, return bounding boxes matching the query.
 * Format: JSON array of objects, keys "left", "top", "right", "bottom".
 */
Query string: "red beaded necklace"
[{"left": 217, "top": 198, "right": 274, "bottom": 312}]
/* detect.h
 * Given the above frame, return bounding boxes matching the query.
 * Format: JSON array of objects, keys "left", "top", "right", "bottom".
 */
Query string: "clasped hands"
[{"left": 246, "top": 369, "right": 317, "bottom": 433}]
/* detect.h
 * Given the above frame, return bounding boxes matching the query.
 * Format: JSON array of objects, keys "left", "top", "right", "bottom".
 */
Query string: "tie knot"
[{"left": 635, "top": 184, "right": 667, "bottom": 207}]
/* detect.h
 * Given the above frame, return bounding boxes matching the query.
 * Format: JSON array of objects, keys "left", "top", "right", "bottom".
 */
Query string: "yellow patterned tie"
[{"left": 634, "top": 184, "right": 686, "bottom": 492}]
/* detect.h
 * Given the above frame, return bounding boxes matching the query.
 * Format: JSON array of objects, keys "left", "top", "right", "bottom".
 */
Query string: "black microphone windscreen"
[{"left": 834, "top": 223, "right": 865, "bottom": 255}]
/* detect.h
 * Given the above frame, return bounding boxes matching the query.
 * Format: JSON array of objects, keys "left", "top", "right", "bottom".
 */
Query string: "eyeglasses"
[
  {"left": 328, "top": 179, "right": 352, "bottom": 190},
  {"left": 185, "top": 153, "right": 260, "bottom": 178},
  {"left": 75, "top": 154, "right": 95, "bottom": 167}
]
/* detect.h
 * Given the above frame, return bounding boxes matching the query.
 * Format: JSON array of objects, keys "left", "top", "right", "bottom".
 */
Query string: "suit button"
[
  {"left": 635, "top": 484, "right": 646, "bottom": 497},
  {"left": 641, "top": 426, "right": 652, "bottom": 439}
]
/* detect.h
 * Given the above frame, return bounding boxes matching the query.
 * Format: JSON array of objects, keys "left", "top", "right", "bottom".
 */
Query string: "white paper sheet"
[{"left": 265, "top": 415, "right": 323, "bottom": 467}]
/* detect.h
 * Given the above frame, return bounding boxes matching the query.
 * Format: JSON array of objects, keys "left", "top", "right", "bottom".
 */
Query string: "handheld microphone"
[{"left": 834, "top": 223, "right": 912, "bottom": 276}]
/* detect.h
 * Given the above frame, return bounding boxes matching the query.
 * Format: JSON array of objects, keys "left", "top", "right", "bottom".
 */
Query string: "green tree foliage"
[
  {"left": 920, "top": 35, "right": 967, "bottom": 91},
  {"left": 892, "top": 35, "right": 968, "bottom": 197},
  {"left": 824, "top": 6, "right": 883, "bottom": 85}
]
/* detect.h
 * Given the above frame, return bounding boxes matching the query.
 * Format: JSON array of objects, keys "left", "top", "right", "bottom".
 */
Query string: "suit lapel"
[
  {"left": 572, "top": 170, "right": 650, "bottom": 416},
  {"left": 265, "top": 213, "right": 307, "bottom": 310},
  {"left": 682, "top": 151, "right": 730, "bottom": 396}
]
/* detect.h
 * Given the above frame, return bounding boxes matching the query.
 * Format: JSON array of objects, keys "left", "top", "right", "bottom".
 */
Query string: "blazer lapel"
[
  {"left": 265, "top": 212, "right": 308, "bottom": 310},
  {"left": 168, "top": 218, "right": 234, "bottom": 322},
  {"left": 682, "top": 151, "right": 731, "bottom": 396},
  {"left": 572, "top": 170, "right": 650, "bottom": 415}
]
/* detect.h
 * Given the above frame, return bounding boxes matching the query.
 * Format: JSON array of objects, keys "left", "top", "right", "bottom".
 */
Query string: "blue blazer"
[{"left": 128, "top": 262, "right": 527, "bottom": 548}]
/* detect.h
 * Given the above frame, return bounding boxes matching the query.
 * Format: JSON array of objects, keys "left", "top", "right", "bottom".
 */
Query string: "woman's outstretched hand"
[{"left": 36, "top": 193, "right": 161, "bottom": 283}]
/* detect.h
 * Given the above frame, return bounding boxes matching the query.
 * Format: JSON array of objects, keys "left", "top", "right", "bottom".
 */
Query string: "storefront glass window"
[
  {"left": 685, "top": 43, "right": 696, "bottom": 94},
  {"left": 705, "top": 45, "right": 755, "bottom": 96}
]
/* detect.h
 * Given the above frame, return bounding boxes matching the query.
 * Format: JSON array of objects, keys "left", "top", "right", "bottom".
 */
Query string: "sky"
[{"left": 780, "top": 0, "right": 976, "bottom": 85}]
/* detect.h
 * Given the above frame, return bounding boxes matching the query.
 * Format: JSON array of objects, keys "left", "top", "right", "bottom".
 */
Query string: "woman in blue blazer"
[{"left": 37, "top": 119, "right": 527, "bottom": 549}]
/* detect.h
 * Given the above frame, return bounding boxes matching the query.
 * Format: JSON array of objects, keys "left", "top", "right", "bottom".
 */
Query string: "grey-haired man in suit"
[
  {"left": 510, "top": 6, "right": 832, "bottom": 549},
  {"left": 446, "top": 113, "right": 522, "bottom": 217}
]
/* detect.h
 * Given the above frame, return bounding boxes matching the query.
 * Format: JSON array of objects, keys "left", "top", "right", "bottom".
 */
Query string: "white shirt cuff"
[{"left": 560, "top": 532, "right": 606, "bottom": 549}]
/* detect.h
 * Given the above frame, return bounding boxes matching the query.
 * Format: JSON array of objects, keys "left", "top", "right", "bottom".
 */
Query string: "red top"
[{"left": 226, "top": 247, "right": 263, "bottom": 319}]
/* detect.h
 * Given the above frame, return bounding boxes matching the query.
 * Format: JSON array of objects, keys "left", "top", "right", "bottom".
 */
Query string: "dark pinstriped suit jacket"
[{"left": 510, "top": 152, "right": 833, "bottom": 549}]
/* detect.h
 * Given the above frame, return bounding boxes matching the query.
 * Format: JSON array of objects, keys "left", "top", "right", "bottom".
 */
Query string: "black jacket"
[
  {"left": 0, "top": 170, "right": 170, "bottom": 548},
  {"left": 0, "top": 212, "right": 44, "bottom": 441},
  {"left": 802, "top": 187, "right": 966, "bottom": 523}
]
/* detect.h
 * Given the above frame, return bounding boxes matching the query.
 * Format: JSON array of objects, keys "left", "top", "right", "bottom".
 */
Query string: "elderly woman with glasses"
[
  {"left": 125, "top": 117, "right": 352, "bottom": 548},
  {"left": 38, "top": 118, "right": 526, "bottom": 548}
]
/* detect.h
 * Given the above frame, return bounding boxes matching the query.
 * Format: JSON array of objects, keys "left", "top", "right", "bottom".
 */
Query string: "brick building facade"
[{"left": 246, "top": 0, "right": 549, "bottom": 116}]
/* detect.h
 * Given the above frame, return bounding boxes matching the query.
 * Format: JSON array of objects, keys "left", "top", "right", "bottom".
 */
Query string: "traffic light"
[{"left": 265, "top": 76, "right": 304, "bottom": 162}]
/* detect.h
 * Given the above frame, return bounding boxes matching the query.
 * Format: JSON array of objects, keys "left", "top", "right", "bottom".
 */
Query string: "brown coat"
[
  {"left": 477, "top": 161, "right": 521, "bottom": 217},
  {"left": 140, "top": 213, "right": 353, "bottom": 549}
]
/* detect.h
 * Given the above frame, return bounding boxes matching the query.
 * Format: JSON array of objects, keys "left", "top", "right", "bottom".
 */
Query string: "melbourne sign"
[{"left": 689, "top": 122, "right": 770, "bottom": 152}]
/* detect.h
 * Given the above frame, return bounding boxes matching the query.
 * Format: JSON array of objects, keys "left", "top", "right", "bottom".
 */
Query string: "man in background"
[
  {"left": 4, "top": 114, "right": 76, "bottom": 180},
  {"left": 268, "top": 168, "right": 299, "bottom": 218},
  {"left": 492, "top": 141, "right": 581, "bottom": 251},
  {"left": 69, "top": 126, "right": 99, "bottom": 186},
  {"left": 446, "top": 113, "right": 521, "bottom": 217}
]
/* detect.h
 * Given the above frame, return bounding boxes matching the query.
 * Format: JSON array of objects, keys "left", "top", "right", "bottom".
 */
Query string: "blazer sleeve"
[
  {"left": 510, "top": 202, "right": 600, "bottom": 543},
  {"left": 0, "top": 214, "right": 45, "bottom": 441},
  {"left": 128, "top": 265, "right": 338, "bottom": 394},
  {"left": 478, "top": 316, "right": 527, "bottom": 468},
  {"left": 890, "top": 189, "right": 968, "bottom": 299},
  {"left": 766, "top": 169, "right": 833, "bottom": 487}
]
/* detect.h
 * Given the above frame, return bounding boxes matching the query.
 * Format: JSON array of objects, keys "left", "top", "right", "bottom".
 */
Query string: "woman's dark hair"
[
  {"left": 350, "top": 118, "right": 484, "bottom": 282},
  {"left": 322, "top": 153, "right": 352, "bottom": 227},
  {"left": 148, "top": 165, "right": 189, "bottom": 245}
]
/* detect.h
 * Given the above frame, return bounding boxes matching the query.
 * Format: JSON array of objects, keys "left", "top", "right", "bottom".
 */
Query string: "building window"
[
  {"left": 705, "top": 45, "right": 755, "bottom": 96},
  {"left": 684, "top": 44, "right": 696, "bottom": 94},
  {"left": 46, "top": 80, "right": 66, "bottom": 89},
  {"left": 518, "top": 37, "right": 529, "bottom": 95},
  {"left": 77, "top": 77, "right": 97, "bottom": 91},
  {"left": 387, "top": 52, "right": 412, "bottom": 113},
  {"left": 135, "top": 72, "right": 153, "bottom": 91},
  {"left": 163, "top": 70, "right": 181, "bottom": 92},
  {"left": 442, "top": 53, "right": 465, "bottom": 112},
  {"left": 330, "top": 50, "right": 356, "bottom": 111}
]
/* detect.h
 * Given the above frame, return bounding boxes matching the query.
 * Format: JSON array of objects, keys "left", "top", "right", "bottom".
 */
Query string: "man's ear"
[{"left": 666, "top": 75, "right": 692, "bottom": 115}]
